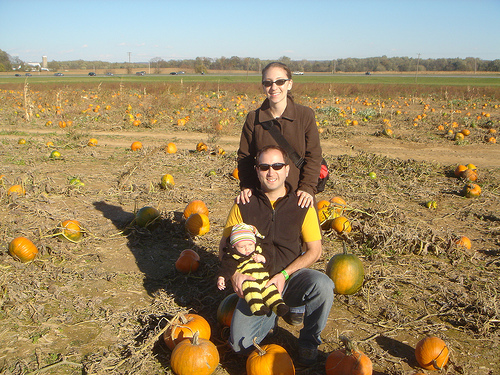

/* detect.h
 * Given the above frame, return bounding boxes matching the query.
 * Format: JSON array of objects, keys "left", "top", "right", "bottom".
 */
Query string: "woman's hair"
[{"left": 262, "top": 62, "right": 292, "bottom": 80}]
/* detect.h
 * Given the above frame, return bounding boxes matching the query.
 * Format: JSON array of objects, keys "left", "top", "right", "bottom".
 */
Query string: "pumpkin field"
[{"left": 0, "top": 77, "right": 499, "bottom": 374}]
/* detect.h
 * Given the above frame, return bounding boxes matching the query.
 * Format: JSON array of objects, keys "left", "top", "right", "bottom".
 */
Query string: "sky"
[{"left": 1, "top": 0, "right": 499, "bottom": 64}]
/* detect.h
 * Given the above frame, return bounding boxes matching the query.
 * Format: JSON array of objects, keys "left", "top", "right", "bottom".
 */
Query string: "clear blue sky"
[{"left": 1, "top": 0, "right": 498, "bottom": 63}]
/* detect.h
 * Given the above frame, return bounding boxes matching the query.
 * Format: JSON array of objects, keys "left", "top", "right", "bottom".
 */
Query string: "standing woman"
[{"left": 237, "top": 62, "right": 323, "bottom": 208}]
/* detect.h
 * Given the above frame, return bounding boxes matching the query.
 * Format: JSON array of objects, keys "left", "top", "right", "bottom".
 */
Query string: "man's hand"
[
  {"left": 266, "top": 272, "right": 287, "bottom": 294},
  {"left": 231, "top": 272, "right": 256, "bottom": 298}
]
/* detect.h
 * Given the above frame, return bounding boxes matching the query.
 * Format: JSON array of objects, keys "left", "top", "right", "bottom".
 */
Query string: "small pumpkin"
[
  {"left": 135, "top": 206, "right": 161, "bottom": 228},
  {"left": 231, "top": 168, "right": 239, "bottom": 180},
  {"left": 415, "top": 336, "right": 449, "bottom": 371},
  {"left": 165, "top": 142, "right": 177, "bottom": 154},
  {"left": 454, "top": 164, "right": 467, "bottom": 177},
  {"left": 183, "top": 200, "right": 209, "bottom": 219},
  {"left": 9, "top": 237, "right": 38, "bottom": 263},
  {"left": 196, "top": 142, "right": 208, "bottom": 152},
  {"left": 216, "top": 293, "right": 239, "bottom": 327},
  {"left": 163, "top": 313, "right": 212, "bottom": 350},
  {"left": 160, "top": 174, "right": 175, "bottom": 189},
  {"left": 316, "top": 200, "right": 331, "bottom": 210},
  {"left": 326, "top": 243, "right": 364, "bottom": 295},
  {"left": 175, "top": 250, "right": 200, "bottom": 274},
  {"left": 456, "top": 236, "right": 471, "bottom": 250},
  {"left": 131, "top": 141, "right": 142, "bottom": 151},
  {"left": 170, "top": 330, "right": 219, "bottom": 375},
  {"left": 463, "top": 183, "right": 481, "bottom": 198},
  {"left": 325, "top": 336, "right": 373, "bottom": 375},
  {"left": 246, "top": 337, "right": 295, "bottom": 375},
  {"left": 330, "top": 196, "right": 347, "bottom": 216},
  {"left": 185, "top": 213, "right": 210, "bottom": 236},
  {"left": 7, "top": 184, "right": 25, "bottom": 196},
  {"left": 58, "top": 219, "right": 83, "bottom": 242},
  {"left": 49, "top": 150, "right": 61, "bottom": 159},
  {"left": 331, "top": 216, "right": 352, "bottom": 234},
  {"left": 459, "top": 168, "right": 478, "bottom": 182},
  {"left": 87, "top": 138, "right": 98, "bottom": 146}
]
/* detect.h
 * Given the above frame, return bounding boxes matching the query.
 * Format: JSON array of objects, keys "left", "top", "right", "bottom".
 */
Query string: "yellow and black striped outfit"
[{"left": 232, "top": 245, "right": 288, "bottom": 316}]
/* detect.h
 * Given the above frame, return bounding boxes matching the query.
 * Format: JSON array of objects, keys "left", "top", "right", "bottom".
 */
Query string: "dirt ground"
[{"left": 0, "top": 85, "right": 499, "bottom": 375}]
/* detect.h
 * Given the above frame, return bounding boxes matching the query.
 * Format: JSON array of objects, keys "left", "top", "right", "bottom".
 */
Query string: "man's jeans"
[{"left": 229, "top": 268, "right": 335, "bottom": 353}]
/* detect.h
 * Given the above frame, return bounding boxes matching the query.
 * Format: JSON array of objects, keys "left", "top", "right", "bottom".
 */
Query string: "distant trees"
[{"left": 1, "top": 50, "right": 498, "bottom": 73}]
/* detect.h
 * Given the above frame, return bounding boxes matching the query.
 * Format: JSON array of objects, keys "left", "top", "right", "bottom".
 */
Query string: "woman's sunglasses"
[
  {"left": 256, "top": 163, "right": 287, "bottom": 171},
  {"left": 262, "top": 79, "right": 290, "bottom": 88}
]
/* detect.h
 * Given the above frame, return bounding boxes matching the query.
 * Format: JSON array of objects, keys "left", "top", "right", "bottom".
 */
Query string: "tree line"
[{"left": 1, "top": 49, "right": 499, "bottom": 73}]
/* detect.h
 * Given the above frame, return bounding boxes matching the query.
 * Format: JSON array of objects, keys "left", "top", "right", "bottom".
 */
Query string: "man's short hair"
[{"left": 255, "top": 145, "right": 289, "bottom": 165}]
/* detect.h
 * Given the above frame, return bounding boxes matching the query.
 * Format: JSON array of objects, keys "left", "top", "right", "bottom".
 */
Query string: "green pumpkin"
[
  {"left": 135, "top": 206, "right": 160, "bottom": 228},
  {"left": 326, "top": 243, "right": 365, "bottom": 295},
  {"left": 217, "top": 293, "right": 239, "bottom": 327}
]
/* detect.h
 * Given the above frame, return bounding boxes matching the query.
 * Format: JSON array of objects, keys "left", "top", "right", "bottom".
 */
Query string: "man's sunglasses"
[
  {"left": 262, "top": 79, "right": 290, "bottom": 88},
  {"left": 256, "top": 163, "right": 287, "bottom": 171}
]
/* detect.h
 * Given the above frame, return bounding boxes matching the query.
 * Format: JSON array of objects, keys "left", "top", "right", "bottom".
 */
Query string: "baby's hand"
[
  {"left": 252, "top": 253, "right": 266, "bottom": 263},
  {"left": 217, "top": 276, "right": 226, "bottom": 290}
]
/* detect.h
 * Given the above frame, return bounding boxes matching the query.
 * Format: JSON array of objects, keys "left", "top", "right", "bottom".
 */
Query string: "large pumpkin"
[
  {"left": 9, "top": 237, "right": 38, "bottom": 263},
  {"left": 185, "top": 213, "right": 210, "bottom": 236},
  {"left": 135, "top": 206, "right": 160, "bottom": 228},
  {"left": 246, "top": 338, "right": 295, "bottom": 375},
  {"left": 325, "top": 336, "right": 372, "bottom": 375},
  {"left": 463, "top": 183, "right": 481, "bottom": 198},
  {"left": 216, "top": 293, "right": 239, "bottom": 327},
  {"left": 170, "top": 331, "right": 219, "bottom": 375},
  {"left": 183, "top": 200, "right": 209, "bottom": 219},
  {"left": 58, "top": 219, "right": 83, "bottom": 242},
  {"left": 163, "top": 313, "right": 212, "bottom": 350},
  {"left": 415, "top": 336, "right": 449, "bottom": 371},
  {"left": 325, "top": 243, "right": 364, "bottom": 295}
]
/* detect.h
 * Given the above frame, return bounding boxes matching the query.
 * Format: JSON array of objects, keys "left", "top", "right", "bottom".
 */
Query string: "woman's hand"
[
  {"left": 296, "top": 190, "right": 314, "bottom": 208},
  {"left": 235, "top": 188, "right": 253, "bottom": 205},
  {"left": 231, "top": 272, "right": 256, "bottom": 298}
]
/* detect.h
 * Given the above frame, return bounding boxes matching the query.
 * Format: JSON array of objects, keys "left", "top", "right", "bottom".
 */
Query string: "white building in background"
[{"left": 42, "top": 56, "right": 47, "bottom": 69}]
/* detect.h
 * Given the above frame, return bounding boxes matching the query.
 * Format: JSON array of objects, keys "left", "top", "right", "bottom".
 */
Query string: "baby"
[{"left": 217, "top": 223, "right": 289, "bottom": 316}]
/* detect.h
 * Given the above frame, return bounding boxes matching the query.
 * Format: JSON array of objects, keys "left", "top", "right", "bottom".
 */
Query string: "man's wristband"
[{"left": 281, "top": 269, "right": 289, "bottom": 280}]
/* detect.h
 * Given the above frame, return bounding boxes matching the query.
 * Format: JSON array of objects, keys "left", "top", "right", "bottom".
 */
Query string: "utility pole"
[{"left": 415, "top": 53, "right": 421, "bottom": 83}]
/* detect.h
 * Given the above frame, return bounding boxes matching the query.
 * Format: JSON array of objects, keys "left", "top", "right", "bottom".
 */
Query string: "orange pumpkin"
[
  {"left": 331, "top": 216, "right": 352, "bottom": 234},
  {"left": 247, "top": 338, "right": 295, "bottom": 375},
  {"left": 163, "top": 313, "right": 212, "bottom": 350},
  {"left": 325, "top": 243, "right": 364, "bottom": 295},
  {"left": 456, "top": 236, "right": 471, "bottom": 250},
  {"left": 196, "top": 142, "right": 208, "bottom": 152},
  {"left": 175, "top": 250, "right": 200, "bottom": 274},
  {"left": 59, "top": 220, "right": 83, "bottom": 242},
  {"left": 7, "top": 184, "right": 25, "bottom": 196},
  {"left": 454, "top": 164, "right": 467, "bottom": 177},
  {"left": 316, "top": 200, "right": 331, "bottom": 210},
  {"left": 9, "top": 237, "right": 38, "bottom": 263},
  {"left": 183, "top": 200, "right": 209, "bottom": 219},
  {"left": 415, "top": 336, "right": 449, "bottom": 371},
  {"left": 232, "top": 168, "right": 239, "bottom": 180},
  {"left": 87, "top": 138, "right": 98, "bottom": 146},
  {"left": 463, "top": 183, "right": 481, "bottom": 198},
  {"left": 325, "top": 336, "right": 372, "bottom": 375},
  {"left": 131, "top": 141, "right": 142, "bottom": 151},
  {"left": 459, "top": 168, "right": 478, "bottom": 182},
  {"left": 330, "top": 197, "right": 347, "bottom": 216},
  {"left": 165, "top": 142, "right": 177, "bottom": 154},
  {"left": 185, "top": 213, "right": 210, "bottom": 236},
  {"left": 132, "top": 119, "right": 141, "bottom": 126},
  {"left": 170, "top": 331, "right": 219, "bottom": 375}
]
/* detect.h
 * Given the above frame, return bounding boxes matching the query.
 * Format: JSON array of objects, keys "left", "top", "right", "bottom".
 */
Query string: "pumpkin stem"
[
  {"left": 252, "top": 337, "right": 267, "bottom": 356},
  {"left": 339, "top": 335, "right": 356, "bottom": 356},
  {"left": 431, "top": 344, "right": 449, "bottom": 370},
  {"left": 342, "top": 241, "right": 348, "bottom": 255},
  {"left": 190, "top": 330, "right": 200, "bottom": 345}
]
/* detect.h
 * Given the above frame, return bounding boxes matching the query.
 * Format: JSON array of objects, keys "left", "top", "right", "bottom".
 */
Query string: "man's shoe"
[
  {"left": 297, "top": 346, "right": 318, "bottom": 367},
  {"left": 282, "top": 310, "right": 304, "bottom": 326}
]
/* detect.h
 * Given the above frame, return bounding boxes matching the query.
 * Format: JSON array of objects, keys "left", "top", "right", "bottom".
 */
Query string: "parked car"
[
  {"left": 88, "top": 72, "right": 96, "bottom": 76},
  {"left": 136, "top": 71, "right": 146, "bottom": 76},
  {"left": 170, "top": 72, "right": 177, "bottom": 75},
  {"left": 54, "top": 73, "right": 64, "bottom": 76},
  {"left": 293, "top": 71, "right": 304, "bottom": 75},
  {"left": 105, "top": 72, "right": 114, "bottom": 76},
  {"left": 365, "top": 71, "right": 371, "bottom": 75},
  {"left": 25, "top": 73, "right": 32, "bottom": 76},
  {"left": 14, "top": 73, "right": 21, "bottom": 77}
]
